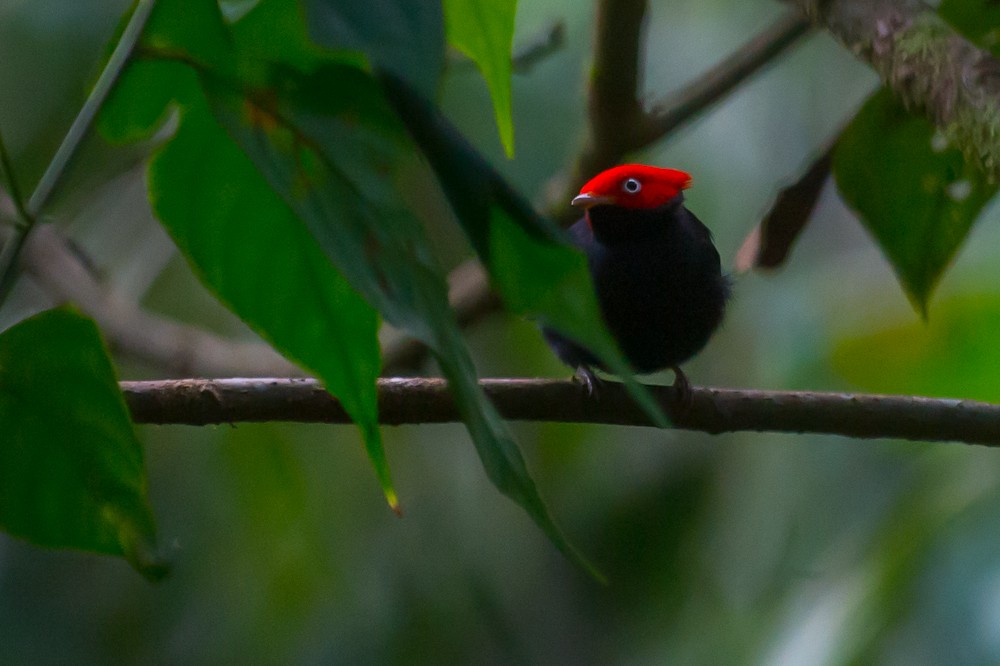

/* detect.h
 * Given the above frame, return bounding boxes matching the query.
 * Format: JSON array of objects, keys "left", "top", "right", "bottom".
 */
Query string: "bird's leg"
[
  {"left": 671, "top": 366, "right": 693, "bottom": 414},
  {"left": 573, "top": 365, "right": 603, "bottom": 398}
]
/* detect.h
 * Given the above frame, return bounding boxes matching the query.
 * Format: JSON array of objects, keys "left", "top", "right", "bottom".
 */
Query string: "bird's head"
[{"left": 571, "top": 164, "right": 691, "bottom": 211}]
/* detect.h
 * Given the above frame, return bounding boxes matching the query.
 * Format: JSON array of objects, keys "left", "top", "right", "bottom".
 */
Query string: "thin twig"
[
  {"left": 735, "top": 141, "right": 835, "bottom": 272},
  {"left": 122, "top": 376, "right": 1000, "bottom": 446},
  {"left": 635, "top": 10, "right": 813, "bottom": 146},
  {"left": 0, "top": 0, "right": 157, "bottom": 306},
  {"left": 512, "top": 21, "right": 566, "bottom": 73}
]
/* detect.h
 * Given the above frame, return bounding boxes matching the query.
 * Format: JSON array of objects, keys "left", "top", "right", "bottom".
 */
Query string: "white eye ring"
[{"left": 623, "top": 178, "right": 642, "bottom": 194}]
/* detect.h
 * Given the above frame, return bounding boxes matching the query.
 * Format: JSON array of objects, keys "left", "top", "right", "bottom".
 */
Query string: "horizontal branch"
[{"left": 122, "top": 377, "right": 1000, "bottom": 445}]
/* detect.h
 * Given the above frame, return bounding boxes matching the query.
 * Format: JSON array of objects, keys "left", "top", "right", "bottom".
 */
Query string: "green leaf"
[
  {"left": 378, "top": 71, "right": 670, "bottom": 430},
  {"left": 202, "top": 64, "right": 600, "bottom": 578},
  {"left": 102, "top": 57, "right": 396, "bottom": 510},
  {"left": 230, "top": 0, "right": 366, "bottom": 74},
  {"left": 99, "top": 59, "right": 196, "bottom": 143},
  {"left": 157, "top": 99, "right": 392, "bottom": 508},
  {"left": 141, "top": 0, "right": 234, "bottom": 71},
  {"left": 834, "top": 88, "right": 996, "bottom": 316},
  {"left": 304, "top": 0, "right": 444, "bottom": 97},
  {"left": 832, "top": 294, "right": 1000, "bottom": 402},
  {"left": 444, "top": 0, "right": 517, "bottom": 156},
  {"left": 0, "top": 308, "right": 165, "bottom": 579}
]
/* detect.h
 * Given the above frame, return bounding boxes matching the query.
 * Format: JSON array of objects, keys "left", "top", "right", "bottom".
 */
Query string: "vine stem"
[{"left": 0, "top": 0, "right": 157, "bottom": 306}]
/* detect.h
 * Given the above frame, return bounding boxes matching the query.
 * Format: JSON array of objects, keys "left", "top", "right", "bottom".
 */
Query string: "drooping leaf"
[
  {"left": 833, "top": 88, "right": 996, "bottom": 316},
  {"left": 202, "top": 63, "right": 600, "bottom": 577},
  {"left": 378, "top": 71, "right": 670, "bottom": 429},
  {"left": 101, "top": 53, "right": 395, "bottom": 510},
  {"left": 304, "top": 0, "right": 444, "bottom": 97},
  {"left": 0, "top": 308, "right": 165, "bottom": 579},
  {"left": 444, "top": 0, "right": 517, "bottom": 156},
  {"left": 105, "top": 0, "right": 598, "bottom": 574}
]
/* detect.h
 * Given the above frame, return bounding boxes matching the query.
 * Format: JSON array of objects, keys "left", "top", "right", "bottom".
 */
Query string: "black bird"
[{"left": 542, "top": 164, "right": 728, "bottom": 399}]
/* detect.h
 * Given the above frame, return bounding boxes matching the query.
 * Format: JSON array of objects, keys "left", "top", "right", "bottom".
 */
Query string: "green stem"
[{"left": 0, "top": 0, "right": 157, "bottom": 306}]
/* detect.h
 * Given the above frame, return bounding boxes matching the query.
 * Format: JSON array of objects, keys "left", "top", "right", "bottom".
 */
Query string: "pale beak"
[{"left": 571, "top": 192, "right": 616, "bottom": 209}]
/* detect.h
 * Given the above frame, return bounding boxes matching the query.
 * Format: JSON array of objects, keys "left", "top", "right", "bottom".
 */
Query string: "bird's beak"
[{"left": 571, "top": 192, "right": 616, "bottom": 209}]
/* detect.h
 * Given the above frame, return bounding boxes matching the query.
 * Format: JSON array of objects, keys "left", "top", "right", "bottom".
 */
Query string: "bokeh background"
[{"left": 4, "top": 0, "right": 1000, "bottom": 663}]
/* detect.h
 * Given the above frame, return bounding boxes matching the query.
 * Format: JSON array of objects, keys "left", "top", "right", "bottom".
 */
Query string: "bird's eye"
[{"left": 623, "top": 178, "right": 642, "bottom": 194}]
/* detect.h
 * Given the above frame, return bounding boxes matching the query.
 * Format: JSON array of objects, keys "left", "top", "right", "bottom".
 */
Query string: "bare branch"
[
  {"left": 123, "top": 376, "right": 1000, "bottom": 446},
  {"left": 21, "top": 224, "right": 299, "bottom": 377},
  {"left": 635, "top": 10, "right": 813, "bottom": 147},
  {"left": 578, "top": 0, "right": 648, "bottom": 180},
  {"left": 735, "top": 142, "right": 834, "bottom": 272}
]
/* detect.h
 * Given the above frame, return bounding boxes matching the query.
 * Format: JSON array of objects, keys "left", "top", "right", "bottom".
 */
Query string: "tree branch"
[
  {"left": 122, "top": 376, "right": 1000, "bottom": 445},
  {"left": 634, "top": 10, "right": 813, "bottom": 147},
  {"left": 577, "top": 0, "right": 648, "bottom": 182},
  {"left": 735, "top": 140, "right": 835, "bottom": 272},
  {"left": 794, "top": 0, "right": 1000, "bottom": 179},
  {"left": 21, "top": 224, "right": 299, "bottom": 377}
]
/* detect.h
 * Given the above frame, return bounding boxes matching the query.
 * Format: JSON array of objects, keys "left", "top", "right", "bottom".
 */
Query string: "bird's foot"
[
  {"left": 670, "top": 366, "right": 694, "bottom": 416},
  {"left": 573, "top": 365, "right": 603, "bottom": 398}
]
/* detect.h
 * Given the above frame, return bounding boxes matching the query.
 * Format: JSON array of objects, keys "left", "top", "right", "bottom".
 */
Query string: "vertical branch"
[{"left": 574, "top": 0, "right": 649, "bottom": 187}]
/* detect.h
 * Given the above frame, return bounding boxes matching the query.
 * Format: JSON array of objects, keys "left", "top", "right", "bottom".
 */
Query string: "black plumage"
[{"left": 542, "top": 191, "right": 728, "bottom": 395}]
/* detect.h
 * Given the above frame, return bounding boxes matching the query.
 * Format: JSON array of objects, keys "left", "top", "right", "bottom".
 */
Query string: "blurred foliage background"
[{"left": 4, "top": 0, "right": 1000, "bottom": 663}]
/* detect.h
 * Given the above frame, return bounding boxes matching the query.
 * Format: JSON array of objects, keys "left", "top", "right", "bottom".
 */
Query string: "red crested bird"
[{"left": 542, "top": 164, "right": 728, "bottom": 401}]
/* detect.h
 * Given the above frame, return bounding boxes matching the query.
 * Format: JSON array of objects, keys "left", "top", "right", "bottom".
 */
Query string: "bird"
[{"left": 541, "top": 164, "right": 729, "bottom": 403}]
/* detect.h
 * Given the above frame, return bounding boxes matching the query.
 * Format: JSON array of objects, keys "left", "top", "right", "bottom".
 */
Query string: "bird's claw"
[
  {"left": 671, "top": 366, "right": 694, "bottom": 416},
  {"left": 573, "top": 365, "right": 602, "bottom": 398}
]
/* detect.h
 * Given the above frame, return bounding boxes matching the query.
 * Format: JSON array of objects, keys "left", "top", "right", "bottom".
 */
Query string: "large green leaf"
[
  {"left": 444, "top": 0, "right": 517, "bottom": 156},
  {"left": 834, "top": 88, "right": 996, "bottom": 316},
  {"left": 230, "top": 0, "right": 366, "bottom": 74},
  {"left": 101, "top": 5, "right": 395, "bottom": 509},
  {"left": 378, "top": 72, "right": 670, "bottom": 429},
  {"left": 202, "top": 63, "right": 600, "bottom": 577},
  {"left": 0, "top": 308, "right": 164, "bottom": 579},
  {"left": 141, "top": 0, "right": 234, "bottom": 71},
  {"left": 304, "top": 0, "right": 444, "bottom": 97}
]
